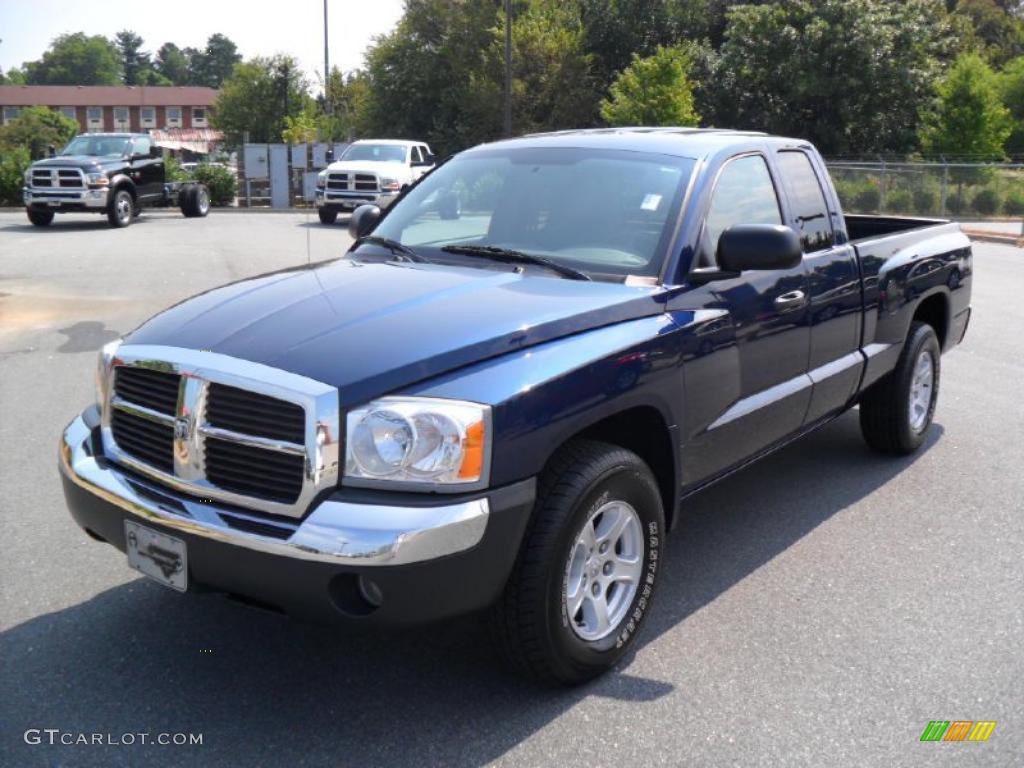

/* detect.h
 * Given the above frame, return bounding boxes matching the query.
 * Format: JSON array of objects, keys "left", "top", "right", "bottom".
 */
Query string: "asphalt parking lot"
[{"left": 1, "top": 210, "right": 1022, "bottom": 767}]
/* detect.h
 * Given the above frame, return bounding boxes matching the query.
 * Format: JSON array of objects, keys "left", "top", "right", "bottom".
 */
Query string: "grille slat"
[
  {"left": 206, "top": 383, "right": 305, "bottom": 443},
  {"left": 114, "top": 367, "right": 181, "bottom": 415},
  {"left": 205, "top": 437, "right": 304, "bottom": 503},
  {"left": 111, "top": 410, "right": 174, "bottom": 473}
]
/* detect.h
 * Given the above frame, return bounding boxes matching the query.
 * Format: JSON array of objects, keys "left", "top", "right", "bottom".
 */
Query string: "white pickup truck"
[{"left": 315, "top": 139, "right": 435, "bottom": 224}]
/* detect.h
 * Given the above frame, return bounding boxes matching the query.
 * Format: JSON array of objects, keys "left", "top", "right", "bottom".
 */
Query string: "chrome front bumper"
[
  {"left": 59, "top": 413, "right": 489, "bottom": 566},
  {"left": 314, "top": 189, "right": 397, "bottom": 209},
  {"left": 24, "top": 186, "right": 109, "bottom": 208}
]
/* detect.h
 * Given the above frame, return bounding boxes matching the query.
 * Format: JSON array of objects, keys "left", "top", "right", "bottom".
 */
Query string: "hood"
[
  {"left": 125, "top": 259, "right": 667, "bottom": 406},
  {"left": 31, "top": 155, "right": 121, "bottom": 171},
  {"left": 325, "top": 160, "right": 408, "bottom": 177}
]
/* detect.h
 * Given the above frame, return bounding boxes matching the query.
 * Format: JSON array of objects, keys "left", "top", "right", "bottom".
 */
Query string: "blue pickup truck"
[{"left": 60, "top": 128, "right": 972, "bottom": 684}]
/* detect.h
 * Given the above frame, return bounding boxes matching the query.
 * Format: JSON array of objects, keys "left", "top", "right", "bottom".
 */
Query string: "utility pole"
[
  {"left": 503, "top": 0, "right": 512, "bottom": 137},
  {"left": 323, "top": 0, "right": 330, "bottom": 115}
]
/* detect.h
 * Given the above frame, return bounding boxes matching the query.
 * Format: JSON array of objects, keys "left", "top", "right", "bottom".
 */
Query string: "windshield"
[
  {"left": 61, "top": 136, "right": 131, "bottom": 158},
  {"left": 369, "top": 147, "right": 694, "bottom": 279},
  {"left": 340, "top": 144, "right": 407, "bottom": 163}
]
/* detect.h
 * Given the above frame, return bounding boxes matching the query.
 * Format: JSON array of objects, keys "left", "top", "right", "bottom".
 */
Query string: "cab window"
[
  {"left": 699, "top": 154, "right": 782, "bottom": 267},
  {"left": 777, "top": 150, "right": 834, "bottom": 252}
]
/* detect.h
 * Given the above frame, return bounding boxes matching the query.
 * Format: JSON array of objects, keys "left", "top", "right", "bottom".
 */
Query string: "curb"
[{"left": 962, "top": 229, "right": 1024, "bottom": 247}]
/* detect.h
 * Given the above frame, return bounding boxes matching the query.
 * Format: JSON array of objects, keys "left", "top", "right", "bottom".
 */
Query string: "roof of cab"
[{"left": 466, "top": 127, "right": 810, "bottom": 159}]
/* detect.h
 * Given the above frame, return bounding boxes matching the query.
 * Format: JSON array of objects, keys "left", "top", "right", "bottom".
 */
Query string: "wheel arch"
[
  {"left": 548, "top": 405, "right": 680, "bottom": 532},
  {"left": 911, "top": 290, "right": 950, "bottom": 350}
]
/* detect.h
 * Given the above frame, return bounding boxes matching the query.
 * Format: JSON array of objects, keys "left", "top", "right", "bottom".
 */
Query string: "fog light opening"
[{"left": 328, "top": 573, "right": 381, "bottom": 617}]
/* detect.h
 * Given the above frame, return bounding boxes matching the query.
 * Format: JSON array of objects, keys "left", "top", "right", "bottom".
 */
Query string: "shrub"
[
  {"left": 886, "top": 188, "right": 913, "bottom": 213},
  {"left": 0, "top": 145, "right": 30, "bottom": 205},
  {"left": 913, "top": 187, "right": 938, "bottom": 216},
  {"left": 1004, "top": 188, "right": 1024, "bottom": 216},
  {"left": 946, "top": 190, "right": 967, "bottom": 215},
  {"left": 832, "top": 177, "right": 860, "bottom": 209},
  {"left": 191, "top": 164, "right": 237, "bottom": 206},
  {"left": 854, "top": 181, "right": 881, "bottom": 212},
  {"left": 164, "top": 155, "right": 188, "bottom": 182},
  {"left": 970, "top": 187, "right": 1001, "bottom": 216}
]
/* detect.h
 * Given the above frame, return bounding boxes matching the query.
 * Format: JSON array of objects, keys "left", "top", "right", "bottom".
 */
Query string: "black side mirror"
[
  {"left": 717, "top": 224, "right": 802, "bottom": 273},
  {"left": 150, "top": 145, "right": 162, "bottom": 159},
  {"left": 438, "top": 190, "right": 461, "bottom": 220},
  {"left": 348, "top": 204, "right": 382, "bottom": 239},
  {"left": 326, "top": 148, "right": 335, "bottom": 163},
  {"left": 47, "top": 145, "right": 56, "bottom": 158}
]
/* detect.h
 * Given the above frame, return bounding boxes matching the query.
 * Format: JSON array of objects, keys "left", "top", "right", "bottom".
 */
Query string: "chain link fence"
[{"left": 825, "top": 159, "right": 1024, "bottom": 220}]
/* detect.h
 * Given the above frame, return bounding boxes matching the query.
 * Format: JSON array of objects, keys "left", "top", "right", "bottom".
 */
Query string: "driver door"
[
  {"left": 130, "top": 136, "right": 163, "bottom": 202},
  {"left": 677, "top": 153, "right": 812, "bottom": 485}
]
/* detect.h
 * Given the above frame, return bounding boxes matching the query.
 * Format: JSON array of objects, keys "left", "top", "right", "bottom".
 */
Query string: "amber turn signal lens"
[{"left": 458, "top": 420, "right": 486, "bottom": 480}]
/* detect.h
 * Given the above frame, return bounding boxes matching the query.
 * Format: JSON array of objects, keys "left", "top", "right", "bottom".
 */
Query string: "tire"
[
  {"left": 180, "top": 186, "right": 198, "bottom": 217},
  {"left": 107, "top": 189, "right": 134, "bottom": 228},
  {"left": 318, "top": 208, "right": 338, "bottom": 225},
  {"left": 492, "top": 439, "right": 665, "bottom": 685},
  {"left": 27, "top": 208, "right": 54, "bottom": 227},
  {"left": 193, "top": 184, "right": 210, "bottom": 217},
  {"left": 860, "top": 321, "right": 941, "bottom": 455}
]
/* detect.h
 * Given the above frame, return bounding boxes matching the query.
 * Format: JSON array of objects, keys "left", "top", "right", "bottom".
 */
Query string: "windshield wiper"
[
  {"left": 354, "top": 235, "right": 429, "bottom": 263},
  {"left": 440, "top": 245, "right": 591, "bottom": 281}
]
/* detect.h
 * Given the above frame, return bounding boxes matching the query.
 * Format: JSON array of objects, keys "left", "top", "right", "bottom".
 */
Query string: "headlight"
[
  {"left": 23, "top": 169, "right": 32, "bottom": 184},
  {"left": 379, "top": 177, "right": 401, "bottom": 192},
  {"left": 95, "top": 339, "right": 122, "bottom": 410},
  {"left": 345, "top": 397, "right": 490, "bottom": 489},
  {"left": 86, "top": 173, "right": 109, "bottom": 186},
  {"left": 316, "top": 171, "right": 327, "bottom": 189}
]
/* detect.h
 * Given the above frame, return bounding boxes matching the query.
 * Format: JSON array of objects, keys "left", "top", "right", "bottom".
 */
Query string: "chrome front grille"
[
  {"left": 31, "top": 168, "right": 85, "bottom": 189},
  {"left": 101, "top": 346, "right": 340, "bottom": 518},
  {"left": 326, "top": 172, "right": 379, "bottom": 193}
]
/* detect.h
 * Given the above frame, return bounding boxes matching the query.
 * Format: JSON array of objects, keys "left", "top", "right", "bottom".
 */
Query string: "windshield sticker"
[{"left": 641, "top": 194, "right": 662, "bottom": 211}]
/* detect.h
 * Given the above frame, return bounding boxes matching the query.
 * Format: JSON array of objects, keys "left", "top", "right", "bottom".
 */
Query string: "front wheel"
[
  {"left": 860, "top": 321, "right": 941, "bottom": 454},
  {"left": 27, "top": 208, "right": 54, "bottom": 227},
  {"left": 318, "top": 208, "right": 338, "bottom": 225},
  {"left": 107, "top": 189, "right": 133, "bottom": 227},
  {"left": 492, "top": 440, "right": 665, "bottom": 685}
]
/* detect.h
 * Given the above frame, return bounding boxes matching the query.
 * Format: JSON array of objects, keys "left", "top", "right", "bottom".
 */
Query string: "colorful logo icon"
[{"left": 920, "top": 721, "right": 996, "bottom": 742}]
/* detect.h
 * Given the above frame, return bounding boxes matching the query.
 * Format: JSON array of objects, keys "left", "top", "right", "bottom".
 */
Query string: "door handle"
[{"left": 773, "top": 289, "right": 807, "bottom": 312}]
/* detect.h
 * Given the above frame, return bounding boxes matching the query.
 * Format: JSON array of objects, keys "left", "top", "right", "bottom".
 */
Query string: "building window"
[
  {"left": 86, "top": 107, "right": 104, "bottom": 131},
  {"left": 140, "top": 106, "right": 156, "bottom": 128},
  {"left": 113, "top": 107, "right": 130, "bottom": 130},
  {"left": 2, "top": 107, "right": 21, "bottom": 125},
  {"left": 191, "top": 107, "right": 208, "bottom": 127},
  {"left": 166, "top": 107, "right": 182, "bottom": 128},
  {"left": 60, "top": 106, "right": 77, "bottom": 121}
]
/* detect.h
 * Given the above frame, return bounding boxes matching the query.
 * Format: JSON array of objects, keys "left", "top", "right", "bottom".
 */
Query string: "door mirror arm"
[{"left": 687, "top": 267, "right": 742, "bottom": 285}]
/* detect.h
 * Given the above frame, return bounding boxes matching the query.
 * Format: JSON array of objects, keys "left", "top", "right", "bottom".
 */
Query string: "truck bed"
[{"left": 844, "top": 213, "right": 949, "bottom": 243}]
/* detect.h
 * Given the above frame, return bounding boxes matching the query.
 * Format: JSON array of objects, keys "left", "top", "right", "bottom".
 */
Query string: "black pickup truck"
[
  {"left": 59, "top": 129, "right": 971, "bottom": 684},
  {"left": 23, "top": 132, "right": 210, "bottom": 228}
]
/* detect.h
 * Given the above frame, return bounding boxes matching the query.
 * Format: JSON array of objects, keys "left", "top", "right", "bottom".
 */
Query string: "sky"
[{"left": 0, "top": 0, "right": 405, "bottom": 88}]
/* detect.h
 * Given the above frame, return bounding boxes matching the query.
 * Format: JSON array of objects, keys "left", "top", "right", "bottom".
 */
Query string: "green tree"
[
  {"left": 361, "top": 0, "right": 501, "bottom": 155},
  {"left": 115, "top": 30, "right": 150, "bottom": 85},
  {"left": 320, "top": 68, "right": 372, "bottom": 141},
  {"left": 708, "top": 0, "right": 952, "bottom": 155},
  {"left": 189, "top": 33, "right": 241, "bottom": 87},
  {"left": 953, "top": 0, "right": 1024, "bottom": 65},
  {"left": 22, "top": 33, "right": 122, "bottom": 85},
  {"left": 154, "top": 42, "right": 190, "bottom": 84},
  {"left": 0, "top": 106, "right": 80, "bottom": 159},
  {"left": 282, "top": 108, "right": 319, "bottom": 144},
  {"left": 212, "top": 55, "right": 312, "bottom": 143},
  {"left": 999, "top": 55, "right": 1024, "bottom": 153},
  {"left": 920, "top": 52, "right": 1011, "bottom": 158},
  {"left": 600, "top": 44, "right": 700, "bottom": 126},
  {"left": 504, "top": 0, "right": 600, "bottom": 133}
]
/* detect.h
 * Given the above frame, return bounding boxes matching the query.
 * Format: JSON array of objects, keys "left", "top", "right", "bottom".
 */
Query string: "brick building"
[{"left": 0, "top": 84, "right": 218, "bottom": 133}]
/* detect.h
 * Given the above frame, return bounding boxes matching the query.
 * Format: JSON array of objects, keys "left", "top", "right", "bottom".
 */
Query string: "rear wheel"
[
  {"left": 860, "top": 321, "right": 941, "bottom": 455},
  {"left": 492, "top": 440, "right": 664, "bottom": 685},
  {"left": 193, "top": 184, "right": 210, "bottom": 217},
  {"left": 180, "top": 186, "right": 199, "bottom": 217},
  {"left": 318, "top": 208, "right": 338, "bottom": 225},
  {"left": 107, "top": 189, "right": 133, "bottom": 227},
  {"left": 27, "top": 208, "right": 54, "bottom": 227}
]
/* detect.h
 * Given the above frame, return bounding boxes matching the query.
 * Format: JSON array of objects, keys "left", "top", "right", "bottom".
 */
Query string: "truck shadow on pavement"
[
  {"left": 1, "top": 217, "right": 157, "bottom": 233},
  {"left": 0, "top": 411, "right": 941, "bottom": 767}
]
